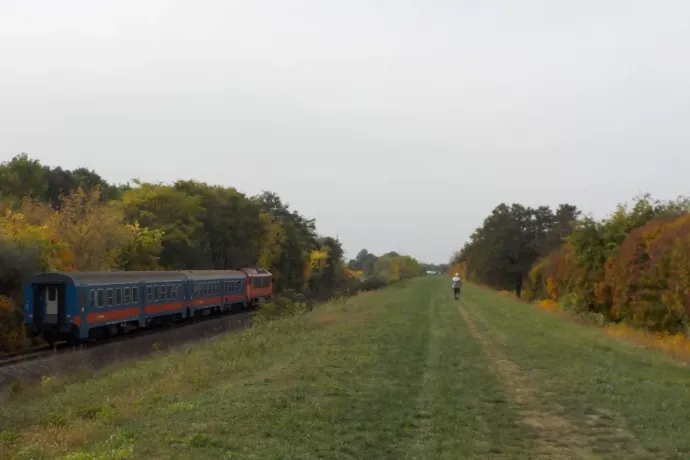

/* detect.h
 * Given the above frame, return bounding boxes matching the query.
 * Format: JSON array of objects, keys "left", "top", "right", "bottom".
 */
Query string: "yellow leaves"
[
  {"left": 114, "top": 222, "right": 164, "bottom": 271},
  {"left": 257, "top": 212, "right": 284, "bottom": 271},
  {"left": 536, "top": 298, "right": 561, "bottom": 313},
  {"left": 604, "top": 323, "right": 690, "bottom": 362},
  {"left": 344, "top": 268, "right": 363, "bottom": 280},
  {"left": 304, "top": 249, "right": 329, "bottom": 284},
  {"left": 545, "top": 277, "right": 558, "bottom": 300},
  {"left": 0, "top": 209, "right": 72, "bottom": 271},
  {"left": 52, "top": 187, "right": 129, "bottom": 271}
]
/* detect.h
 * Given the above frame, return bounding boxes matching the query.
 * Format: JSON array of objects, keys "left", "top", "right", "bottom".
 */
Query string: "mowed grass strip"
[
  {"left": 403, "top": 290, "right": 534, "bottom": 460},
  {"left": 460, "top": 282, "right": 690, "bottom": 459},
  {"left": 1, "top": 278, "right": 526, "bottom": 460}
]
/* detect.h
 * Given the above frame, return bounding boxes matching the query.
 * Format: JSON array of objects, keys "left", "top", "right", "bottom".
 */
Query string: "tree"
[
  {"left": 114, "top": 223, "right": 164, "bottom": 270},
  {"left": 348, "top": 249, "right": 379, "bottom": 277},
  {"left": 174, "top": 180, "right": 265, "bottom": 269},
  {"left": 453, "top": 202, "right": 580, "bottom": 290},
  {"left": 120, "top": 183, "right": 204, "bottom": 269},
  {"left": 51, "top": 186, "right": 129, "bottom": 271},
  {"left": 254, "top": 191, "right": 318, "bottom": 290},
  {"left": 0, "top": 153, "right": 48, "bottom": 202}
]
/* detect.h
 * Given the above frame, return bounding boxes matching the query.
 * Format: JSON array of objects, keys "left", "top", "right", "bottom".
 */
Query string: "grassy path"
[
  {"left": 2, "top": 278, "right": 690, "bottom": 459},
  {"left": 460, "top": 286, "right": 690, "bottom": 459}
]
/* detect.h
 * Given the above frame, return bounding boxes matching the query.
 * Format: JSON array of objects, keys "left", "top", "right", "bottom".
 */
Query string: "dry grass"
[{"left": 603, "top": 323, "right": 690, "bottom": 364}]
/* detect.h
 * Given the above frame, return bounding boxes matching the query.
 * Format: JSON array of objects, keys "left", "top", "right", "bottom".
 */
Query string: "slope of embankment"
[{"left": 1, "top": 278, "right": 689, "bottom": 459}]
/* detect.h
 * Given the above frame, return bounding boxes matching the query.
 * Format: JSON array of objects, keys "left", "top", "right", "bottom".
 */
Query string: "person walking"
[{"left": 452, "top": 273, "right": 462, "bottom": 300}]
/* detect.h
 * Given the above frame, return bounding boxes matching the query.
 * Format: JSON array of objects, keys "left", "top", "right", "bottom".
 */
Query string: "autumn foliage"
[
  {"left": 0, "top": 154, "right": 426, "bottom": 352},
  {"left": 483, "top": 195, "right": 690, "bottom": 335}
]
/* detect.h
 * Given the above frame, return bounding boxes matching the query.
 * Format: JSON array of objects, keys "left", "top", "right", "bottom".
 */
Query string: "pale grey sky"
[{"left": 2, "top": 1, "right": 689, "bottom": 264}]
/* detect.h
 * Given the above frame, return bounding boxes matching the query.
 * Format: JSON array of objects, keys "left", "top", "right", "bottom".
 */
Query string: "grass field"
[{"left": 2, "top": 277, "right": 690, "bottom": 459}]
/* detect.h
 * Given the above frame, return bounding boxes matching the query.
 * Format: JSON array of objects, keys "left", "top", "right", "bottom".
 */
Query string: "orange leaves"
[
  {"left": 601, "top": 213, "right": 690, "bottom": 331},
  {"left": 604, "top": 323, "right": 690, "bottom": 363},
  {"left": 536, "top": 299, "right": 561, "bottom": 313},
  {"left": 447, "top": 263, "right": 467, "bottom": 279},
  {"left": 0, "top": 296, "right": 14, "bottom": 313}
]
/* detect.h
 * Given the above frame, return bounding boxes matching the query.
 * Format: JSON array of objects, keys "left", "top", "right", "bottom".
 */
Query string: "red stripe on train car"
[
  {"left": 225, "top": 293, "right": 245, "bottom": 302},
  {"left": 73, "top": 316, "right": 81, "bottom": 325},
  {"left": 86, "top": 307, "right": 141, "bottom": 324},
  {"left": 145, "top": 302, "right": 184, "bottom": 314},
  {"left": 192, "top": 296, "right": 222, "bottom": 307}
]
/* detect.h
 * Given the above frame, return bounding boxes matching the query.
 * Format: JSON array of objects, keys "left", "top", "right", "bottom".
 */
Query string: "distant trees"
[
  {"left": 454, "top": 194, "right": 690, "bottom": 334},
  {"left": 346, "top": 248, "right": 424, "bottom": 290},
  {"left": 453, "top": 203, "right": 580, "bottom": 290},
  {"left": 0, "top": 153, "right": 426, "bottom": 351}
]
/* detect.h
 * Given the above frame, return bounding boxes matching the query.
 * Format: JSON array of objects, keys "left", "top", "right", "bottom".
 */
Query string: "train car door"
[{"left": 42, "top": 284, "right": 65, "bottom": 325}]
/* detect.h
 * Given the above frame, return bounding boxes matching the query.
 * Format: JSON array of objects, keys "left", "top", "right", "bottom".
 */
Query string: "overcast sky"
[{"left": 1, "top": 1, "right": 689, "bottom": 264}]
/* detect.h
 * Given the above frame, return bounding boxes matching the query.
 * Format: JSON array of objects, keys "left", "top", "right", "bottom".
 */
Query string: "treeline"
[
  {"left": 347, "top": 249, "right": 426, "bottom": 290},
  {"left": 452, "top": 195, "right": 690, "bottom": 334},
  {"left": 0, "top": 154, "right": 424, "bottom": 351}
]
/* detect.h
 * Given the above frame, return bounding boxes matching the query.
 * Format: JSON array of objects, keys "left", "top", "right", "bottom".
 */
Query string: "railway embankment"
[{"left": 2, "top": 277, "right": 690, "bottom": 459}]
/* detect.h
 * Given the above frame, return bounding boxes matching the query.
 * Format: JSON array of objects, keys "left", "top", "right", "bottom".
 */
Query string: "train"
[{"left": 23, "top": 268, "right": 273, "bottom": 346}]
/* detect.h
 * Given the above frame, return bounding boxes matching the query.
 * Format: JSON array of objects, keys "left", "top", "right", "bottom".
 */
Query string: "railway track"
[
  {"left": 0, "top": 346, "right": 55, "bottom": 368},
  {"left": 0, "top": 307, "right": 255, "bottom": 376}
]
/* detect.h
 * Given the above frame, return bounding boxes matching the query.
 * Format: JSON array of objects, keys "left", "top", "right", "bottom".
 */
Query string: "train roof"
[
  {"left": 239, "top": 268, "right": 272, "bottom": 276},
  {"left": 26, "top": 269, "right": 248, "bottom": 285},
  {"left": 182, "top": 270, "right": 246, "bottom": 281},
  {"left": 26, "top": 271, "right": 188, "bottom": 285}
]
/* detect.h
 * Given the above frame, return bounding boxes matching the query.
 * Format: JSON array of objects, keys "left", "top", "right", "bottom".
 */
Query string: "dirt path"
[{"left": 457, "top": 298, "right": 645, "bottom": 460}]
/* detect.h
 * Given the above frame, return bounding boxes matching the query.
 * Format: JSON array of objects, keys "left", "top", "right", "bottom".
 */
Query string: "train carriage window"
[
  {"left": 146, "top": 286, "right": 152, "bottom": 302},
  {"left": 106, "top": 289, "right": 113, "bottom": 307},
  {"left": 90, "top": 290, "right": 96, "bottom": 308},
  {"left": 80, "top": 291, "right": 86, "bottom": 312},
  {"left": 124, "top": 287, "right": 131, "bottom": 304},
  {"left": 154, "top": 285, "right": 159, "bottom": 301},
  {"left": 178, "top": 284, "right": 183, "bottom": 299},
  {"left": 167, "top": 285, "right": 173, "bottom": 299},
  {"left": 115, "top": 288, "right": 122, "bottom": 305},
  {"left": 97, "top": 289, "right": 105, "bottom": 307},
  {"left": 133, "top": 286, "right": 139, "bottom": 303}
]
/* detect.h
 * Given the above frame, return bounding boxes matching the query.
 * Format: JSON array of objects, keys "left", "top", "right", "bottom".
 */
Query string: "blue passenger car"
[
  {"left": 24, "top": 271, "right": 188, "bottom": 344},
  {"left": 185, "top": 270, "right": 247, "bottom": 317}
]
